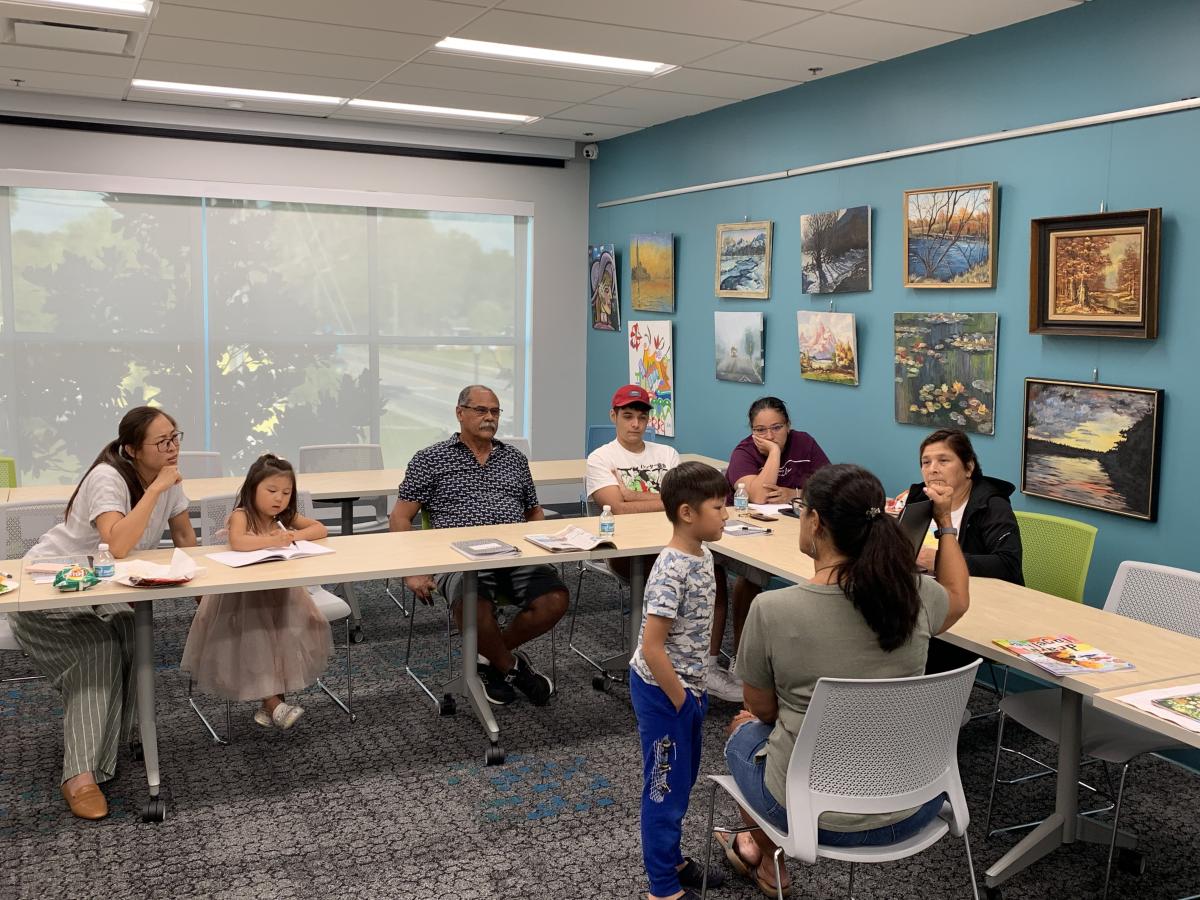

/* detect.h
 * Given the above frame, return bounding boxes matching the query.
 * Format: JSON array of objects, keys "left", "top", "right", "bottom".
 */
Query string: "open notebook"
[{"left": 206, "top": 541, "right": 335, "bottom": 569}]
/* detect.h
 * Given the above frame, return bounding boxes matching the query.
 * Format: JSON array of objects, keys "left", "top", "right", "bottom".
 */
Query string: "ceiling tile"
[
  {"left": 647, "top": 66, "right": 799, "bottom": 100},
  {"left": 161, "top": 0, "right": 482, "bottom": 35},
  {"left": 837, "top": 0, "right": 1080, "bottom": 34},
  {"left": 133, "top": 60, "right": 372, "bottom": 98},
  {"left": 497, "top": 0, "right": 819, "bottom": 42},
  {"left": 758, "top": 12, "right": 962, "bottom": 59},
  {"left": 693, "top": 43, "right": 870, "bottom": 81},
  {"left": 0, "top": 67, "right": 128, "bottom": 99},
  {"left": 418, "top": 49, "right": 643, "bottom": 87},
  {"left": 456, "top": 9, "right": 737, "bottom": 65},
  {"left": 0, "top": 44, "right": 136, "bottom": 79},
  {"left": 547, "top": 103, "right": 667, "bottom": 128},
  {"left": 358, "top": 83, "right": 569, "bottom": 117},
  {"left": 503, "top": 118, "right": 638, "bottom": 140},
  {"left": 588, "top": 87, "right": 732, "bottom": 117},
  {"left": 385, "top": 62, "right": 612, "bottom": 104},
  {"left": 141, "top": 35, "right": 399, "bottom": 81},
  {"left": 150, "top": 5, "right": 439, "bottom": 60}
]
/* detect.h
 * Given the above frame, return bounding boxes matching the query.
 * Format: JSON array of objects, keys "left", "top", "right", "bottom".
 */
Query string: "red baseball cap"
[{"left": 611, "top": 384, "right": 652, "bottom": 409}]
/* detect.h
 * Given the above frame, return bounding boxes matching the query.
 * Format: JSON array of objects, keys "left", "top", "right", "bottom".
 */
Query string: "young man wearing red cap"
[{"left": 586, "top": 385, "right": 741, "bottom": 702}]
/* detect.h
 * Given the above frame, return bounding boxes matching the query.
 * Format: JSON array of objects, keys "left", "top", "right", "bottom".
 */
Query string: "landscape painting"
[
  {"left": 630, "top": 232, "right": 674, "bottom": 312},
  {"left": 1022, "top": 379, "right": 1163, "bottom": 520},
  {"left": 589, "top": 243, "right": 620, "bottom": 331},
  {"left": 715, "top": 220, "right": 772, "bottom": 299},
  {"left": 801, "top": 206, "right": 871, "bottom": 294},
  {"left": 894, "top": 312, "right": 997, "bottom": 434},
  {"left": 628, "top": 320, "right": 674, "bottom": 437},
  {"left": 903, "top": 182, "right": 997, "bottom": 288},
  {"left": 714, "top": 311, "right": 764, "bottom": 384},
  {"left": 797, "top": 311, "right": 858, "bottom": 385}
]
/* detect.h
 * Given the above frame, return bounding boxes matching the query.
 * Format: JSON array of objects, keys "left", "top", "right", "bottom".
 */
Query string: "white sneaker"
[{"left": 706, "top": 655, "right": 743, "bottom": 703}]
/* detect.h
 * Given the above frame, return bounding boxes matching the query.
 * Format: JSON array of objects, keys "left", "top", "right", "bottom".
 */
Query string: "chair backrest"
[
  {"left": 198, "top": 494, "right": 237, "bottom": 548},
  {"left": 499, "top": 436, "right": 531, "bottom": 458},
  {"left": 783, "top": 660, "right": 980, "bottom": 863},
  {"left": 297, "top": 443, "right": 383, "bottom": 474},
  {"left": 1014, "top": 510, "right": 1097, "bottom": 603},
  {"left": 0, "top": 500, "right": 68, "bottom": 558},
  {"left": 1103, "top": 561, "right": 1200, "bottom": 639},
  {"left": 177, "top": 450, "right": 224, "bottom": 479},
  {"left": 0, "top": 457, "right": 16, "bottom": 488}
]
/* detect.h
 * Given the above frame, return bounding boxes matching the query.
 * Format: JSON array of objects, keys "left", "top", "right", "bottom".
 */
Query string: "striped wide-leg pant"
[{"left": 8, "top": 603, "right": 136, "bottom": 784}]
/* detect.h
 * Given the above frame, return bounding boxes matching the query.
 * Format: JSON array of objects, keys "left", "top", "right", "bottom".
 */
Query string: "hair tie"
[{"left": 865, "top": 507, "right": 882, "bottom": 521}]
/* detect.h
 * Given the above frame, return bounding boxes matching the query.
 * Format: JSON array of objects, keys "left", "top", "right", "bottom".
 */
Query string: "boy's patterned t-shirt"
[{"left": 630, "top": 546, "right": 717, "bottom": 696}]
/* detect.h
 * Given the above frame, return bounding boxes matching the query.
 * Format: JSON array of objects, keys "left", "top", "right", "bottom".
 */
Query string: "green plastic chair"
[
  {"left": 1014, "top": 510, "right": 1098, "bottom": 603},
  {"left": 0, "top": 457, "right": 15, "bottom": 488}
]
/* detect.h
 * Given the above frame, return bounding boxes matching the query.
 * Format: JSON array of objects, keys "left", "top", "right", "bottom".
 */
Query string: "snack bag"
[{"left": 53, "top": 564, "right": 100, "bottom": 593}]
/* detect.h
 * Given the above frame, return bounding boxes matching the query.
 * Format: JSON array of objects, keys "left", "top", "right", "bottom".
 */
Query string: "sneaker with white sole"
[{"left": 705, "top": 655, "right": 743, "bottom": 703}]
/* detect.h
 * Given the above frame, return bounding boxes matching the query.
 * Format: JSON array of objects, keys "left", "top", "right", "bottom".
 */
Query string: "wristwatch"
[{"left": 933, "top": 526, "right": 959, "bottom": 539}]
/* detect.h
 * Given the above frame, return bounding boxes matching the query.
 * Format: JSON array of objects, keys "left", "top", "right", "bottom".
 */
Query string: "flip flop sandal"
[
  {"left": 750, "top": 862, "right": 791, "bottom": 898},
  {"left": 714, "top": 830, "right": 752, "bottom": 878}
]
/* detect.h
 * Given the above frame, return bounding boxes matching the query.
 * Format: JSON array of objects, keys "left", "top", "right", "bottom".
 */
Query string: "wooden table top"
[{"left": 1091, "top": 674, "right": 1200, "bottom": 750}]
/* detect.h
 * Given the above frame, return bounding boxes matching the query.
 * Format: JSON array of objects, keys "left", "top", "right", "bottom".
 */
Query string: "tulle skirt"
[{"left": 181, "top": 587, "right": 332, "bottom": 701}]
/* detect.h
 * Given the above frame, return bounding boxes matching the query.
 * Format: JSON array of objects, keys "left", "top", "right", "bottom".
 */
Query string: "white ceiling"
[{"left": 0, "top": 0, "right": 1083, "bottom": 143}]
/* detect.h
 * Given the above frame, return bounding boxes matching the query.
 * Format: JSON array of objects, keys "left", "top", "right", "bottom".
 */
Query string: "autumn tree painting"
[{"left": 1049, "top": 228, "right": 1143, "bottom": 321}]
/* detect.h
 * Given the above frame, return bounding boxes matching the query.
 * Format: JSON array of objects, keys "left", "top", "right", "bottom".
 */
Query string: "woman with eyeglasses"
[
  {"left": 713, "top": 398, "right": 830, "bottom": 699},
  {"left": 8, "top": 406, "right": 196, "bottom": 820}
]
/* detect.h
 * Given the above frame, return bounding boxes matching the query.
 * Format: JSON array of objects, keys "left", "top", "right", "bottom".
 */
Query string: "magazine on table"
[
  {"left": 207, "top": 541, "right": 335, "bottom": 569},
  {"left": 1113, "top": 683, "right": 1200, "bottom": 734},
  {"left": 992, "top": 634, "right": 1134, "bottom": 676},
  {"left": 524, "top": 526, "right": 615, "bottom": 552},
  {"left": 450, "top": 539, "right": 522, "bottom": 561}
]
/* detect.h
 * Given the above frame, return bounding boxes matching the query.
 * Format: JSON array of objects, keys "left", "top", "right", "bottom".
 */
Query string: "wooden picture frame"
[
  {"left": 1029, "top": 208, "right": 1161, "bottom": 339},
  {"left": 1022, "top": 378, "right": 1164, "bottom": 521},
  {"left": 715, "top": 221, "right": 772, "bottom": 299},
  {"left": 903, "top": 182, "right": 997, "bottom": 288}
]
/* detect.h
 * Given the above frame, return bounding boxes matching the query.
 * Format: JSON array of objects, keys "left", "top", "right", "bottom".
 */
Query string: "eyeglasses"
[
  {"left": 459, "top": 405, "right": 502, "bottom": 417},
  {"left": 751, "top": 423, "right": 788, "bottom": 435},
  {"left": 149, "top": 431, "right": 184, "bottom": 452},
  {"left": 791, "top": 497, "right": 808, "bottom": 516}
]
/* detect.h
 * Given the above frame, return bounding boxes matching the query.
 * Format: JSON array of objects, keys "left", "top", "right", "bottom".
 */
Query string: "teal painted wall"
[{"left": 587, "top": 0, "right": 1200, "bottom": 610}]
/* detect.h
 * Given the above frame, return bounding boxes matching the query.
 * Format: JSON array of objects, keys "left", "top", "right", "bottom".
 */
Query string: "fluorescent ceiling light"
[
  {"left": 22, "top": 0, "right": 151, "bottom": 13},
  {"left": 436, "top": 36, "right": 675, "bottom": 76},
  {"left": 347, "top": 98, "right": 539, "bottom": 124},
  {"left": 131, "top": 79, "right": 345, "bottom": 105}
]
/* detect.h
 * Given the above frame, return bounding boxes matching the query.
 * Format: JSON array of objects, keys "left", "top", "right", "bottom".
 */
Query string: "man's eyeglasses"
[
  {"left": 150, "top": 431, "right": 184, "bottom": 452},
  {"left": 459, "top": 405, "right": 502, "bottom": 417},
  {"left": 791, "top": 497, "right": 808, "bottom": 516},
  {"left": 751, "top": 423, "right": 788, "bottom": 435}
]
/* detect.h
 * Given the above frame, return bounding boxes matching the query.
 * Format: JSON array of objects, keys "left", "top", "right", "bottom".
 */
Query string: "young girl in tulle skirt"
[{"left": 181, "top": 453, "right": 332, "bottom": 730}]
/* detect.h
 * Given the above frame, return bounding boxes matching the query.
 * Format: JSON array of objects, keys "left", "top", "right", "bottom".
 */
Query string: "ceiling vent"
[{"left": 12, "top": 19, "right": 130, "bottom": 54}]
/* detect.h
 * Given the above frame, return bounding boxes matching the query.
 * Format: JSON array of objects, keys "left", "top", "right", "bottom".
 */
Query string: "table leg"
[
  {"left": 454, "top": 571, "right": 502, "bottom": 764},
  {"left": 340, "top": 499, "right": 355, "bottom": 537},
  {"left": 133, "top": 601, "right": 166, "bottom": 822},
  {"left": 598, "top": 555, "right": 646, "bottom": 673}
]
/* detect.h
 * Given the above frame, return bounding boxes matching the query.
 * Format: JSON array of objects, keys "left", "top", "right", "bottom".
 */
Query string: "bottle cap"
[
  {"left": 98, "top": 543, "right": 109, "bottom": 551},
  {"left": 601, "top": 505, "right": 612, "bottom": 512}
]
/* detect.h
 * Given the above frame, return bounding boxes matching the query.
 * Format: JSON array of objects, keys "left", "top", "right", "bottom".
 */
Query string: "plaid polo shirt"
[{"left": 398, "top": 435, "right": 539, "bottom": 529}]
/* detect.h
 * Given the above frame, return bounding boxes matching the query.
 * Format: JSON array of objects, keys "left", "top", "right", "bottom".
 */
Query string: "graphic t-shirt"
[
  {"left": 630, "top": 546, "right": 717, "bottom": 696},
  {"left": 585, "top": 439, "right": 681, "bottom": 501}
]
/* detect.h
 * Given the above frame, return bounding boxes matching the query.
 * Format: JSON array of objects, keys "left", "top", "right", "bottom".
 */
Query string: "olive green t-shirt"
[{"left": 736, "top": 576, "right": 949, "bottom": 832}]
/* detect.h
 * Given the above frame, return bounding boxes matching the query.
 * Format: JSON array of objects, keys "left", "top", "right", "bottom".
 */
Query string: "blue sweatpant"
[{"left": 630, "top": 670, "right": 709, "bottom": 898}]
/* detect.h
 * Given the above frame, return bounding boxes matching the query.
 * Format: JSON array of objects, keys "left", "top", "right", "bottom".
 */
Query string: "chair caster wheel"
[
  {"left": 129, "top": 741, "right": 144, "bottom": 762},
  {"left": 592, "top": 674, "right": 609, "bottom": 692},
  {"left": 984, "top": 887, "right": 1003, "bottom": 900},
  {"left": 1117, "top": 848, "right": 1146, "bottom": 875},
  {"left": 142, "top": 798, "right": 167, "bottom": 823},
  {"left": 350, "top": 624, "right": 365, "bottom": 644},
  {"left": 485, "top": 744, "right": 505, "bottom": 766},
  {"left": 439, "top": 695, "right": 457, "bottom": 716}
]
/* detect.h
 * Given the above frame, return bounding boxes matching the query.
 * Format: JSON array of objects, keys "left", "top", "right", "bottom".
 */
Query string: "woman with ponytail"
[
  {"left": 9, "top": 406, "right": 196, "bottom": 820},
  {"left": 715, "top": 464, "right": 969, "bottom": 895}
]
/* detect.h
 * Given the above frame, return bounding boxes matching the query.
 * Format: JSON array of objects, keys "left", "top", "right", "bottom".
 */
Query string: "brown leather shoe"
[{"left": 62, "top": 781, "right": 109, "bottom": 820}]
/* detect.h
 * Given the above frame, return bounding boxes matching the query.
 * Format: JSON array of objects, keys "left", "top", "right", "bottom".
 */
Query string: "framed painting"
[
  {"left": 715, "top": 220, "right": 772, "bottom": 299},
  {"left": 1029, "top": 208, "right": 1161, "bottom": 339},
  {"left": 628, "top": 320, "right": 674, "bottom": 437},
  {"left": 714, "top": 311, "right": 764, "bottom": 384},
  {"left": 1022, "top": 378, "right": 1163, "bottom": 521},
  {"left": 894, "top": 312, "right": 997, "bottom": 434},
  {"left": 630, "top": 232, "right": 674, "bottom": 313},
  {"left": 801, "top": 206, "right": 871, "bottom": 294},
  {"left": 903, "top": 182, "right": 997, "bottom": 288},
  {"left": 796, "top": 311, "right": 858, "bottom": 385},
  {"left": 589, "top": 243, "right": 620, "bottom": 331}
]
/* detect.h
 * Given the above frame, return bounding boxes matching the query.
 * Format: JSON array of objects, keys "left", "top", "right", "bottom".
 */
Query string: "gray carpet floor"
[{"left": 2, "top": 572, "right": 1198, "bottom": 900}]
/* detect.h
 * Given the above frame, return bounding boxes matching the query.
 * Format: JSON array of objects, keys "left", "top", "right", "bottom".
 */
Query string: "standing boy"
[{"left": 629, "top": 462, "right": 731, "bottom": 900}]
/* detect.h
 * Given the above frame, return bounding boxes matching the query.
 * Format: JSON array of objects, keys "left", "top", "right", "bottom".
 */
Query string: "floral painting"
[
  {"left": 589, "top": 243, "right": 620, "bottom": 331},
  {"left": 628, "top": 320, "right": 674, "bottom": 437},
  {"left": 894, "top": 312, "right": 997, "bottom": 434},
  {"left": 797, "top": 311, "right": 858, "bottom": 385}
]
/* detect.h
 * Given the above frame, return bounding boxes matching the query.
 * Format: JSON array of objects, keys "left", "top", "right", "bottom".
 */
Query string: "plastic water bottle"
[
  {"left": 94, "top": 543, "right": 115, "bottom": 580},
  {"left": 599, "top": 505, "right": 616, "bottom": 538},
  {"left": 733, "top": 483, "right": 749, "bottom": 513}
]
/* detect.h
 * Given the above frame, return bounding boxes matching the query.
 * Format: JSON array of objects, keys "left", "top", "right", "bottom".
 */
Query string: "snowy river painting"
[{"left": 716, "top": 221, "right": 772, "bottom": 299}]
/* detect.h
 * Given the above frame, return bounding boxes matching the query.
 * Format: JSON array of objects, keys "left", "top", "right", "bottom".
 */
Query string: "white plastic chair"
[
  {"left": 297, "top": 443, "right": 391, "bottom": 535},
  {"left": 702, "top": 661, "right": 982, "bottom": 900},
  {"left": 986, "top": 561, "right": 1200, "bottom": 898},
  {"left": 0, "top": 500, "right": 66, "bottom": 684},
  {"left": 177, "top": 451, "right": 223, "bottom": 479},
  {"left": 498, "top": 436, "right": 530, "bottom": 457},
  {"left": 188, "top": 492, "right": 354, "bottom": 743}
]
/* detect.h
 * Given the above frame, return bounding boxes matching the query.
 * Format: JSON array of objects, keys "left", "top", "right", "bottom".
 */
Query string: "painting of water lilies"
[
  {"left": 715, "top": 221, "right": 772, "bottom": 299},
  {"left": 903, "top": 183, "right": 996, "bottom": 287},
  {"left": 894, "top": 312, "right": 997, "bottom": 434}
]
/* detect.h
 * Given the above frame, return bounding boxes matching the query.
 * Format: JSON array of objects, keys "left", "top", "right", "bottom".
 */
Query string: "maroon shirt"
[{"left": 725, "top": 430, "right": 830, "bottom": 499}]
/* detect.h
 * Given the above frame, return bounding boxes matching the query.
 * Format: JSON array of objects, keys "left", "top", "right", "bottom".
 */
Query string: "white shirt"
[
  {"left": 585, "top": 439, "right": 681, "bottom": 502},
  {"left": 925, "top": 500, "right": 967, "bottom": 545},
  {"left": 27, "top": 463, "right": 189, "bottom": 558}
]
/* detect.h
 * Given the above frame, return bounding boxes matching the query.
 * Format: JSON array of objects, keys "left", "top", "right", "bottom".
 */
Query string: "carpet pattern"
[{"left": 2, "top": 571, "right": 1198, "bottom": 900}]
